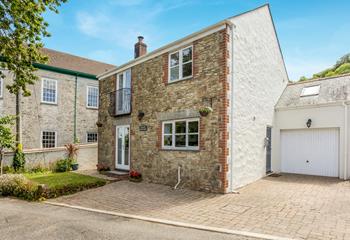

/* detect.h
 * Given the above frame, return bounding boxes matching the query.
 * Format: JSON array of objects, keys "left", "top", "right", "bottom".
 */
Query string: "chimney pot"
[{"left": 134, "top": 36, "right": 147, "bottom": 59}]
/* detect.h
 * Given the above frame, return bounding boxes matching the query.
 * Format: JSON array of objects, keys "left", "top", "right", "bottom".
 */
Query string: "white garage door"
[{"left": 281, "top": 128, "right": 339, "bottom": 177}]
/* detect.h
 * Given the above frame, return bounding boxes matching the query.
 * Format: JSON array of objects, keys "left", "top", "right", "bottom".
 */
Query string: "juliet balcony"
[{"left": 109, "top": 88, "right": 131, "bottom": 116}]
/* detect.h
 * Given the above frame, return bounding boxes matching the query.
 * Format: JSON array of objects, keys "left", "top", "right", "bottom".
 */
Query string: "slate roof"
[
  {"left": 41, "top": 48, "right": 115, "bottom": 76},
  {"left": 276, "top": 74, "right": 350, "bottom": 109}
]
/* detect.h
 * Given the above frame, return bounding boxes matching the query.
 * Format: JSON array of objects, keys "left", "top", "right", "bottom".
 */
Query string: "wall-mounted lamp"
[
  {"left": 138, "top": 111, "right": 145, "bottom": 121},
  {"left": 306, "top": 119, "right": 312, "bottom": 128}
]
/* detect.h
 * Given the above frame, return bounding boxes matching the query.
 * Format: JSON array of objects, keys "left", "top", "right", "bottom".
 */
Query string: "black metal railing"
[{"left": 109, "top": 88, "right": 131, "bottom": 116}]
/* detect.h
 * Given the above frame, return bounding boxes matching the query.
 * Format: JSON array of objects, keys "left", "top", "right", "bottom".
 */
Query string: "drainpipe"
[
  {"left": 229, "top": 23, "right": 236, "bottom": 193},
  {"left": 73, "top": 74, "right": 78, "bottom": 143},
  {"left": 174, "top": 166, "right": 181, "bottom": 189},
  {"left": 343, "top": 101, "right": 348, "bottom": 180}
]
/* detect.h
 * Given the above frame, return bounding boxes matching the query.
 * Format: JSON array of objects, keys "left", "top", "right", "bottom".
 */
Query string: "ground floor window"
[
  {"left": 162, "top": 119, "right": 199, "bottom": 150},
  {"left": 87, "top": 132, "right": 98, "bottom": 143},
  {"left": 42, "top": 131, "right": 56, "bottom": 148}
]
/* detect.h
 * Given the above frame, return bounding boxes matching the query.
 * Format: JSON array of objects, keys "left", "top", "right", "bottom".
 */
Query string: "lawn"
[{"left": 24, "top": 172, "right": 107, "bottom": 198}]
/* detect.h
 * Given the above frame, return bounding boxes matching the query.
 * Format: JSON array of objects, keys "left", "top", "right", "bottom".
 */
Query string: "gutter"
[
  {"left": 0, "top": 56, "right": 98, "bottom": 80},
  {"left": 73, "top": 75, "right": 78, "bottom": 143},
  {"left": 33, "top": 63, "right": 97, "bottom": 80}
]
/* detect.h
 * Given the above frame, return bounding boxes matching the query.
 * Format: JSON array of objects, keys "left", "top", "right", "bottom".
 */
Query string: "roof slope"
[
  {"left": 276, "top": 74, "right": 350, "bottom": 109},
  {"left": 41, "top": 48, "right": 115, "bottom": 76}
]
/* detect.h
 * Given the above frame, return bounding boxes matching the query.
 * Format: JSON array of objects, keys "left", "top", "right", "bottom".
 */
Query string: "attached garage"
[
  {"left": 280, "top": 128, "right": 339, "bottom": 177},
  {"left": 273, "top": 74, "right": 350, "bottom": 180}
]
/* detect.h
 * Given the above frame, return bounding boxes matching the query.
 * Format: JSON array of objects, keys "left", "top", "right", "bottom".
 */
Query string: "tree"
[
  {"left": 0, "top": 116, "right": 15, "bottom": 175},
  {"left": 0, "top": 0, "right": 66, "bottom": 147}
]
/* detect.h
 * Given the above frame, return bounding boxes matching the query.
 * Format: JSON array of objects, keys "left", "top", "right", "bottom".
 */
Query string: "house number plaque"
[{"left": 139, "top": 124, "right": 148, "bottom": 131}]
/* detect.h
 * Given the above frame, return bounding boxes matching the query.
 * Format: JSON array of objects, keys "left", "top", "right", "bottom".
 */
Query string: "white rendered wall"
[{"left": 229, "top": 5, "right": 288, "bottom": 190}]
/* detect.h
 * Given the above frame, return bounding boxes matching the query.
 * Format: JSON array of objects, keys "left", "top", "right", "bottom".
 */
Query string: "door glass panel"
[
  {"left": 125, "top": 69, "right": 131, "bottom": 89},
  {"left": 118, "top": 74, "right": 124, "bottom": 89},
  {"left": 124, "top": 127, "right": 129, "bottom": 166},
  {"left": 117, "top": 129, "right": 123, "bottom": 164}
]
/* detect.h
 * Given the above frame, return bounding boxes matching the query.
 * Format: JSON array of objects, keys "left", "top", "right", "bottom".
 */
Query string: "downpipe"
[{"left": 174, "top": 166, "right": 181, "bottom": 190}]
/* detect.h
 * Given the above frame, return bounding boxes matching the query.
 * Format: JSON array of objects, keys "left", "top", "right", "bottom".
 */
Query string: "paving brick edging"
[{"left": 44, "top": 201, "right": 296, "bottom": 240}]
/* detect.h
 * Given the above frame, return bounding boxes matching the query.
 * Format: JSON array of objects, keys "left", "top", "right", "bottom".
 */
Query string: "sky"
[{"left": 43, "top": 0, "right": 350, "bottom": 81}]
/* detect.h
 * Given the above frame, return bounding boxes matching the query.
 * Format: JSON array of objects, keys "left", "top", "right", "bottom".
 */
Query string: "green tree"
[
  {"left": 0, "top": 116, "right": 15, "bottom": 175},
  {"left": 0, "top": 0, "right": 66, "bottom": 149}
]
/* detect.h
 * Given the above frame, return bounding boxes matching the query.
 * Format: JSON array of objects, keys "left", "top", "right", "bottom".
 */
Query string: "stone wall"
[
  {"left": 3, "top": 143, "right": 97, "bottom": 170},
  {"left": 98, "top": 29, "right": 229, "bottom": 193},
  {"left": 0, "top": 69, "right": 99, "bottom": 149}
]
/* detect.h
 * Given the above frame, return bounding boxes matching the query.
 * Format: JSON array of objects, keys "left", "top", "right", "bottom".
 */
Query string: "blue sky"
[{"left": 43, "top": 0, "right": 350, "bottom": 80}]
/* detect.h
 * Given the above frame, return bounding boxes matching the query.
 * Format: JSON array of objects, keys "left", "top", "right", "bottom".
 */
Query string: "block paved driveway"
[{"left": 50, "top": 174, "right": 350, "bottom": 240}]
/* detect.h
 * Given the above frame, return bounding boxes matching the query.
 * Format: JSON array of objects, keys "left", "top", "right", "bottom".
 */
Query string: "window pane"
[
  {"left": 188, "top": 121, "right": 198, "bottom": 133},
  {"left": 42, "top": 131, "right": 56, "bottom": 148},
  {"left": 182, "top": 47, "right": 192, "bottom": 63},
  {"left": 118, "top": 74, "right": 124, "bottom": 89},
  {"left": 170, "top": 66, "right": 179, "bottom": 81},
  {"left": 164, "top": 123, "right": 172, "bottom": 134},
  {"left": 188, "top": 134, "right": 199, "bottom": 147},
  {"left": 87, "top": 132, "right": 98, "bottom": 142},
  {"left": 87, "top": 87, "right": 98, "bottom": 108},
  {"left": 163, "top": 135, "right": 172, "bottom": 146},
  {"left": 175, "top": 121, "right": 186, "bottom": 133},
  {"left": 42, "top": 79, "right": 56, "bottom": 103},
  {"left": 182, "top": 62, "right": 192, "bottom": 78},
  {"left": 175, "top": 135, "right": 186, "bottom": 147},
  {"left": 170, "top": 52, "right": 179, "bottom": 67}
]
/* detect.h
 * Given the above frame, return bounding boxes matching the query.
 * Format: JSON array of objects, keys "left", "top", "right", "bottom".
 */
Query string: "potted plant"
[
  {"left": 64, "top": 143, "right": 79, "bottom": 171},
  {"left": 129, "top": 170, "right": 142, "bottom": 182},
  {"left": 199, "top": 107, "right": 213, "bottom": 117}
]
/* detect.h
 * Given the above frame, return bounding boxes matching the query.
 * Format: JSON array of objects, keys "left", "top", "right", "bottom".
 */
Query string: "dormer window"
[
  {"left": 169, "top": 46, "right": 193, "bottom": 82},
  {"left": 300, "top": 85, "right": 320, "bottom": 97}
]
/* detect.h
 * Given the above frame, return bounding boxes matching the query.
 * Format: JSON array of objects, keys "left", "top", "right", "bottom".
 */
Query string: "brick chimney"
[{"left": 134, "top": 36, "right": 147, "bottom": 59}]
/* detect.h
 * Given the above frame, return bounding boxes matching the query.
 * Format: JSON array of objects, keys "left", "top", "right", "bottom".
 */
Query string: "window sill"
[
  {"left": 86, "top": 106, "right": 99, "bottom": 110},
  {"left": 160, "top": 148, "right": 200, "bottom": 152},
  {"left": 41, "top": 101, "right": 57, "bottom": 106},
  {"left": 168, "top": 76, "right": 193, "bottom": 85}
]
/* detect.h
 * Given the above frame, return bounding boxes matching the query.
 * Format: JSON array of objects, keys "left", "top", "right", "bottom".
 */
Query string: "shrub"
[
  {"left": 2, "top": 166, "right": 15, "bottom": 174},
  {"left": 13, "top": 144, "right": 25, "bottom": 172},
  {"left": 55, "top": 159, "right": 71, "bottom": 172},
  {"left": 30, "top": 164, "right": 49, "bottom": 173},
  {"left": 0, "top": 174, "right": 40, "bottom": 201}
]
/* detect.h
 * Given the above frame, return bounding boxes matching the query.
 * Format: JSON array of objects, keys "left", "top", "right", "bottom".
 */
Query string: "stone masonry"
[{"left": 98, "top": 27, "right": 230, "bottom": 193}]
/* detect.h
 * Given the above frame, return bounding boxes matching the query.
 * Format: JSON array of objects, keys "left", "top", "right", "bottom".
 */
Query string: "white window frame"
[
  {"left": 168, "top": 45, "right": 193, "bottom": 83},
  {"left": 86, "top": 132, "right": 98, "bottom": 143},
  {"left": 300, "top": 85, "right": 320, "bottom": 97},
  {"left": 41, "top": 78, "right": 58, "bottom": 104},
  {"left": 86, "top": 85, "right": 99, "bottom": 109},
  {"left": 162, "top": 118, "right": 199, "bottom": 150},
  {"left": 41, "top": 131, "right": 57, "bottom": 148},
  {"left": 0, "top": 77, "right": 3, "bottom": 98}
]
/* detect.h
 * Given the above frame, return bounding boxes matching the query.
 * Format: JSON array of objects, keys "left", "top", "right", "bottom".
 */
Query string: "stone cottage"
[{"left": 97, "top": 4, "right": 288, "bottom": 193}]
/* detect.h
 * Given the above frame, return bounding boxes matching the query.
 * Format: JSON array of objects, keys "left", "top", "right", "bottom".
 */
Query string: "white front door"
[
  {"left": 116, "top": 125, "right": 130, "bottom": 171},
  {"left": 281, "top": 128, "right": 339, "bottom": 177}
]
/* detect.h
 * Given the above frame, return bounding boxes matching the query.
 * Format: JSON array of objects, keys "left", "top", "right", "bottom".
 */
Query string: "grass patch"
[{"left": 25, "top": 172, "right": 107, "bottom": 199}]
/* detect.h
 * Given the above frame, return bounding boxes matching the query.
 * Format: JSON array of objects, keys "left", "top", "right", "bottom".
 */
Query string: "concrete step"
[{"left": 102, "top": 170, "right": 129, "bottom": 180}]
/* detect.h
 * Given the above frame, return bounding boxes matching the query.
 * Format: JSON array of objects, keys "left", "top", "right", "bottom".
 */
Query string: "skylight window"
[{"left": 300, "top": 85, "right": 320, "bottom": 97}]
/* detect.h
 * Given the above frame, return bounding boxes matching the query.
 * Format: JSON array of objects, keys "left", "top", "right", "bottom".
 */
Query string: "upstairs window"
[
  {"left": 87, "top": 132, "right": 98, "bottom": 143},
  {"left": 87, "top": 86, "right": 99, "bottom": 108},
  {"left": 300, "top": 85, "right": 320, "bottom": 97},
  {"left": 0, "top": 77, "right": 3, "bottom": 98},
  {"left": 42, "top": 131, "right": 56, "bottom": 148},
  {"left": 41, "top": 78, "right": 57, "bottom": 104},
  {"left": 162, "top": 119, "right": 199, "bottom": 150},
  {"left": 169, "top": 46, "right": 193, "bottom": 82}
]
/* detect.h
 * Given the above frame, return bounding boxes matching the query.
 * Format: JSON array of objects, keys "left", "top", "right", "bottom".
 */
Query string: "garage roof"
[{"left": 276, "top": 74, "right": 350, "bottom": 109}]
